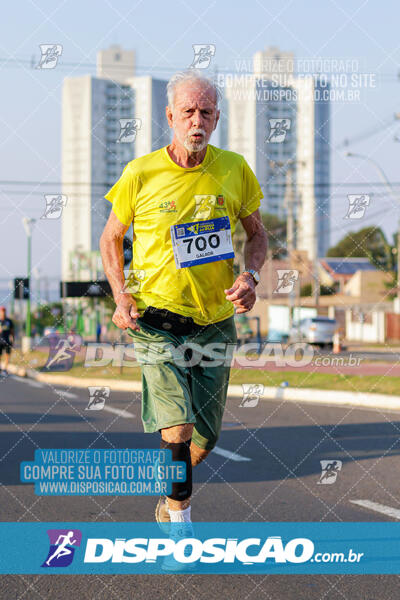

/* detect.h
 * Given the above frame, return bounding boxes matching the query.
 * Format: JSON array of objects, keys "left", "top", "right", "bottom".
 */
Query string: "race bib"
[{"left": 170, "top": 216, "right": 235, "bottom": 269}]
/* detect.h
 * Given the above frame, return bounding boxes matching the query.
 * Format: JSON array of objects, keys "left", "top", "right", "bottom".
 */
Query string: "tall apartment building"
[
  {"left": 61, "top": 45, "right": 170, "bottom": 280},
  {"left": 222, "top": 46, "right": 330, "bottom": 260}
]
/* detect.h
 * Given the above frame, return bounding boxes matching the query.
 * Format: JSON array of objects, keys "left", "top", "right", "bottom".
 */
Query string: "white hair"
[{"left": 167, "top": 70, "right": 221, "bottom": 111}]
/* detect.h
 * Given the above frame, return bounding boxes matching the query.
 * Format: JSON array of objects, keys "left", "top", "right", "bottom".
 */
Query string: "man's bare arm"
[
  {"left": 100, "top": 211, "right": 140, "bottom": 331},
  {"left": 225, "top": 209, "right": 268, "bottom": 314}
]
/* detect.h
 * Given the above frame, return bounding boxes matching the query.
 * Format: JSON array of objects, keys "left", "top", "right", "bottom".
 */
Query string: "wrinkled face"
[{"left": 167, "top": 81, "right": 219, "bottom": 152}]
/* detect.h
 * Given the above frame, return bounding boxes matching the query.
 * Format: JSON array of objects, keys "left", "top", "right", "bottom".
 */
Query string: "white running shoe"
[{"left": 155, "top": 496, "right": 171, "bottom": 534}]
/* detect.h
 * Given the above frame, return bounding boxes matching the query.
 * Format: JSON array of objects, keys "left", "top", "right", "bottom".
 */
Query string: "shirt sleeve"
[
  {"left": 104, "top": 163, "right": 138, "bottom": 226},
  {"left": 239, "top": 158, "right": 263, "bottom": 219}
]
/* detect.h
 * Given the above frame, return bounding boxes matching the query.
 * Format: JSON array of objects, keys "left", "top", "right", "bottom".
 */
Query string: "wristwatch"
[{"left": 242, "top": 269, "right": 260, "bottom": 285}]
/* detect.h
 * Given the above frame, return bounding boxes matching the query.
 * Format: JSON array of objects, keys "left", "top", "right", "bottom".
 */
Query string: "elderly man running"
[{"left": 100, "top": 70, "right": 267, "bottom": 533}]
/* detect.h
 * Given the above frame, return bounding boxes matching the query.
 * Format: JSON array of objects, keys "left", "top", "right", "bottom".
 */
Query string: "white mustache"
[{"left": 188, "top": 129, "right": 206, "bottom": 136}]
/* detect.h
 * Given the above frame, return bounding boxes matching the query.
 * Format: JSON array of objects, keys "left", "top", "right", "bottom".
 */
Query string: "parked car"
[
  {"left": 289, "top": 317, "right": 337, "bottom": 348},
  {"left": 265, "top": 329, "right": 289, "bottom": 344}
]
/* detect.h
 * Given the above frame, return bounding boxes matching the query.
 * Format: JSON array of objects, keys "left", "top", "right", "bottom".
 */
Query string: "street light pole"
[
  {"left": 346, "top": 152, "right": 400, "bottom": 303},
  {"left": 26, "top": 230, "right": 32, "bottom": 338},
  {"left": 22, "top": 217, "right": 36, "bottom": 352}
]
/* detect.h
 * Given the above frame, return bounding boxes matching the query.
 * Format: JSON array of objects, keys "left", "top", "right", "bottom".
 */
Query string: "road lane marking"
[
  {"left": 213, "top": 446, "right": 251, "bottom": 462},
  {"left": 350, "top": 499, "right": 400, "bottom": 520},
  {"left": 54, "top": 390, "right": 78, "bottom": 399},
  {"left": 50, "top": 389, "right": 135, "bottom": 418},
  {"left": 11, "top": 375, "right": 44, "bottom": 388},
  {"left": 101, "top": 406, "right": 135, "bottom": 419}
]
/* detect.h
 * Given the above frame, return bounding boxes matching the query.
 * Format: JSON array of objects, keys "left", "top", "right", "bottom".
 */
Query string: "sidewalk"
[{"left": 231, "top": 359, "right": 400, "bottom": 377}]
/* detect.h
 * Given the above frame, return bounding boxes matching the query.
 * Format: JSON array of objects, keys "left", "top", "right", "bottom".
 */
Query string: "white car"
[{"left": 289, "top": 317, "right": 337, "bottom": 348}]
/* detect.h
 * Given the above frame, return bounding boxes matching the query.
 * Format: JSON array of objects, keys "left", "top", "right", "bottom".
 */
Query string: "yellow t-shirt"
[{"left": 105, "top": 144, "right": 263, "bottom": 325}]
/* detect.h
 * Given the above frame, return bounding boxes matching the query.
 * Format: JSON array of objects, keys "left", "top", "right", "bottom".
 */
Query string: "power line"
[
  {"left": 2, "top": 179, "right": 400, "bottom": 188},
  {"left": 2, "top": 55, "right": 400, "bottom": 79},
  {"left": 335, "top": 117, "right": 400, "bottom": 150}
]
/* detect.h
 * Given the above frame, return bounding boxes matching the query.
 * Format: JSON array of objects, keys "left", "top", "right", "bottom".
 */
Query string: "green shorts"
[{"left": 127, "top": 315, "right": 237, "bottom": 451}]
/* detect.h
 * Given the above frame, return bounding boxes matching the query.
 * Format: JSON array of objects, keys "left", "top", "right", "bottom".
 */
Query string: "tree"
[
  {"left": 31, "top": 302, "right": 64, "bottom": 334},
  {"left": 259, "top": 213, "right": 287, "bottom": 258},
  {"left": 300, "top": 283, "right": 335, "bottom": 297},
  {"left": 327, "top": 226, "right": 393, "bottom": 269}
]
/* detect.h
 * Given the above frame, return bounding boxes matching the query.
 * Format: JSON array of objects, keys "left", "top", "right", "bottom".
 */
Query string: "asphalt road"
[{"left": 1, "top": 374, "right": 400, "bottom": 599}]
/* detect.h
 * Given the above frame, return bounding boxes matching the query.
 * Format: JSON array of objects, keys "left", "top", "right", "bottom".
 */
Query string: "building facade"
[
  {"left": 221, "top": 46, "right": 330, "bottom": 260},
  {"left": 61, "top": 46, "right": 169, "bottom": 280}
]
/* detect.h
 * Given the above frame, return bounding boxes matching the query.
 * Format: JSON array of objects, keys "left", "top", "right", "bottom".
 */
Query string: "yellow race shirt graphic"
[{"left": 105, "top": 144, "right": 263, "bottom": 325}]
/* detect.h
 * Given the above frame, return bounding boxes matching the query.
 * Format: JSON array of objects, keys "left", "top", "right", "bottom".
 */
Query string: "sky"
[{"left": 1, "top": 0, "right": 400, "bottom": 287}]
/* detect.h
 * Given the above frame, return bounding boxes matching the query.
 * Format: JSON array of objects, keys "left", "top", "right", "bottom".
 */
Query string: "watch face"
[{"left": 244, "top": 270, "right": 260, "bottom": 284}]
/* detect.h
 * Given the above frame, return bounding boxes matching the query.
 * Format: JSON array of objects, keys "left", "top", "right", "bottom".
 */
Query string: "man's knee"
[
  {"left": 161, "top": 422, "right": 194, "bottom": 443},
  {"left": 190, "top": 441, "right": 211, "bottom": 467}
]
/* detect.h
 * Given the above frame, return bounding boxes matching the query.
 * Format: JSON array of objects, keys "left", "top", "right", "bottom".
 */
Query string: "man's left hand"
[{"left": 224, "top": 273, "right": 256, "bottom": 314}]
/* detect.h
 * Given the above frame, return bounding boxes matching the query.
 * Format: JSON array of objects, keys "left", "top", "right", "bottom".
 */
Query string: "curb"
[
  {"left": 7, "top": 364, "right": 142, "bottom": 393},
  {"left": 8, "top": 364, "right": 400, "bottom": 412}
]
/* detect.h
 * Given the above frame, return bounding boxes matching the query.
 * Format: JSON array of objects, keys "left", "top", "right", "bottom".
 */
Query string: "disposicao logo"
[
  {"left": 42, "top": 529, "right": 82, "bottom": 567},
  {"left": 83, "top": 535, "right": 315, "bottom": 564}
]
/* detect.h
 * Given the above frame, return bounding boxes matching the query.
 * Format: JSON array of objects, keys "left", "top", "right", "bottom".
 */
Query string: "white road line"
[
  {"left": 54, "top": 390, "right": 78, "bottom": 399},
  {"left": 11, "top": 375, "right": 44, "bottom": 388},
  {"left": 213, "top": 446, "right": 251, "bottom": 462},
  {"left": 52, "top": 389, "right": 134, "bottom": 417},
  {"left": 101, "top": 406, "right": 135, "bottom": 419},
  {"left": 350, "top": 499, "right": 400, "bottom": 520}
]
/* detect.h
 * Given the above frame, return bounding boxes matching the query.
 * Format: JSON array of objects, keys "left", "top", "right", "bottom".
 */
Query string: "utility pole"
[
  {"left": 397, "top": 218, "right": 400, "bottom": 302},
  {"left": 313, "top": 226, "right": 320, "bottom": 308},
  {"left": 284, "top": 166, "right": 295, "bottom": 328},
  {"left": 22, "top": 217, "right": 36, "bottom": 352}
]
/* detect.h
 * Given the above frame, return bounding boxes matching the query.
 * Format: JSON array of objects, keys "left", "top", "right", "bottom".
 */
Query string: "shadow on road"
[{"left": 1, "top": 420, "right": 399, "bottom": 486}]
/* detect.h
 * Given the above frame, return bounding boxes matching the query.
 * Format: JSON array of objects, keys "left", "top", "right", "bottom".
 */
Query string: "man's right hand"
[{"left": 112, "top": 297, "right": 141, "bottom": 331}]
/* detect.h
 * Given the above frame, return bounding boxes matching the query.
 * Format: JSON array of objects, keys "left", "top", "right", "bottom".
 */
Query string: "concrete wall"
[
  {"left": 344, "top": 270, "right": 393, "bottom": 302},
  {"left": 345, "top": 309, "right": 385, "bottom": 343}
]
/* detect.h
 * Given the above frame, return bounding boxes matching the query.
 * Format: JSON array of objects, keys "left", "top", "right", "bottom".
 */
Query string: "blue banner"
[
  {"left": 20, "top": 449, "right": 186, "bottom": 496},
  {"left": 0, "top": 522, "right": 399, "bottom": 574}
]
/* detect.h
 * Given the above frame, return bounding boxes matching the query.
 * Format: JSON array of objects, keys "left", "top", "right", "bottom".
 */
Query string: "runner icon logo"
[
  {"left": 36, "top": 44, "right": 63, "bottom": 69},
  {"left": 344, "top": 194, "right": 370, "bottom": 219},
  {"left": 274, "top": 270, "right": 299, "bottom": 294},
  {"left": 86, "top": 386, "right": 110, "bottom": 410},
  {"left": 318, "top": 460, "right": 342, "bottom": 485},
  {"left": 42, "top": 529, "right": 82, "bottom": 567},
  {"left": 117, "top": 118, "right": 142, "bottom": 143},
  {"left": 43, "top": 334, "right": 82, "bottom": 372},
  {"left": 239, "top": 383, "right": 264, "bottom": 408},
  {"left": 266, "top": 118, "right": 291, "bottom": 143},
  {"left": 189, "top": 44, "right": 216, "bottom": 69},
  {"left": 41, "top": 194, "right": 67, "bottom": 219}
]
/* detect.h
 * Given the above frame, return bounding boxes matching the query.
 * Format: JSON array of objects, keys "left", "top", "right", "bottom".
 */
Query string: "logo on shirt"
[
  {"left": 159, "top": 200, "right": 177, "bottom": 213},
  {"left": 192, "top": 195, "right": 217, "bottom": 220},
  {"left": 216, "top": 195, "right": 225, "bottom": 208},
  {"left": 122, "top": 269, "right": 146, "bottom": 293}
]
